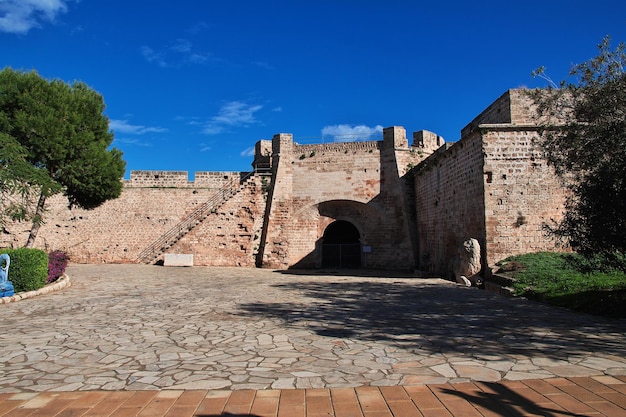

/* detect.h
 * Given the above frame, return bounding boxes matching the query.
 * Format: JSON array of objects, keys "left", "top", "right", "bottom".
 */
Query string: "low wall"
[{"left": 124, "top": 171, "right": 246, "bottom": 188}]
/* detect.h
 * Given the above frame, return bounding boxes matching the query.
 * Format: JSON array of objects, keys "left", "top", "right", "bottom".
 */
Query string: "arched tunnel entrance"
[{"left": 321, "top": 220, "right": 361, "bottom": 268}]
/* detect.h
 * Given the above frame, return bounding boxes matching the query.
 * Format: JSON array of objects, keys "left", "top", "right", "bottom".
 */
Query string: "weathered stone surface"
[
  {"left": 1, "top": 265, "right": 625, "bottom": 393},
  {"left": 452, "top": 365, "right": 501, "bottom": 381},
  {"left": 164, "top": 254, "right": 194, "bottom": 267},
  {"left": 1, "top": 90, "right": 569, "bottom": 277}
]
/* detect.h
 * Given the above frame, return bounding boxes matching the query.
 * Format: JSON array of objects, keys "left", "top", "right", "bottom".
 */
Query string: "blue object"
[{"left": 0, "top": 254, "right": 14, "bottom": 297}]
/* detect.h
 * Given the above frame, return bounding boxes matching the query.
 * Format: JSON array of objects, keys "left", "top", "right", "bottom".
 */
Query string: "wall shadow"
[
  {"left": 196, "top": 414, "right": 262, "bottom": 417},
  {"left": 546, "top": 289, "right": 626, "bottom": 318},
  {"left": 278, "top": 268, "right": 427, "bottom": 279},
  {"left": 238, "top": 279, "right": 626, "bottom": 360},
  {"left": 437, "top": 383, "right": 589, "bottom": 417}
]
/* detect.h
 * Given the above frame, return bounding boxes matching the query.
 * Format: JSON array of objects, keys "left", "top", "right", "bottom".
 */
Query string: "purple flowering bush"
[{"left": 47, "top": 250, "right": 69, "bottom": 284}]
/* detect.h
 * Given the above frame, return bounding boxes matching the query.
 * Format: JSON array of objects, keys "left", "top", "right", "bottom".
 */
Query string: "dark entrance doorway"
[{"left": 322, "top": 220, "right": 361, "bottom": 268}]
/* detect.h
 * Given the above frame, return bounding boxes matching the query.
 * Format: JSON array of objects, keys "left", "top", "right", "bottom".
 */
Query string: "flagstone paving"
[{"left": 1, "top": 264, "right": 626, "bottom": 394}]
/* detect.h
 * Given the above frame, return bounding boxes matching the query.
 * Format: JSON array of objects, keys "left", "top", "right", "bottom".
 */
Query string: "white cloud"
[
  {"left": 202, "top": 101, "right": 263, "bottom": 135},
  {"left": 140, "top": 46, "right": 167, "bottom": 68},
  {"left": 186, "top": 21, "right": 209, "bottom": 35},
  {"left": 170, "top": 38, "right": 191, "bottom": 53},
  {"left": 0, "top": 0, "right": 74, "bottom": 34},
  {"left": 255, "top": 61, "right": 274, "bottom": 70},
  {"left": 188, "top": 53, "right": 210, "bottom": 65},
  {"left": 240, "top": 146, "right": 255, "bottom": 157},
  {"left": 321, "top": 124, "right": 384, "bottom": 142},
  {"left": 113, "top": 137, "right": 152, "bottom": 147},
  {"left": 202, "top": 125, "right": 225, "bottom": 135},
  {"left": 141, "top": 38, "right": 218, "bottom": 68},
  {"left": 109, "top": 119, "right": 167, "bottom": 135}
]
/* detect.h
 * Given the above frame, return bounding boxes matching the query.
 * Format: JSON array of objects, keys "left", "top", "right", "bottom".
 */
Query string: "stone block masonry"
[
  {"left": 169, "top": 175, "right": 267, "bottom": 267},
  {"left": 414, "top": 90, "right": 566, "bottom": 276},
  {"left": 164, "top": 253, "right": 194, "bottom": 266},
  {"left": 1, "top": 89, "right": 568, "bottom": 277},
  {"left": 2, "top": 172, "right": 267, "bottom": 267},
  {"left": 125, "top": 170, "right": 244, "bottom": 189},
  {"left": 257, "top": 127, "right": 439, "bottom": 270},
  {"left": 414, "top": 133, "right": 487, "bottom": 276},
  {"left": 482, "top": 127, "right": 567, "bottom": 263}
]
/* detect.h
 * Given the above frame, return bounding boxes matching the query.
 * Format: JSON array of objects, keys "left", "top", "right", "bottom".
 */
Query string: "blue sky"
[{"left": 2, "top": 1, "right": 625, "bottom": 178}]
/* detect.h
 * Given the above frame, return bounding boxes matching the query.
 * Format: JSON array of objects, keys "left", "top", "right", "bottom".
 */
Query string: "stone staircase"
[{"left": 137, "top": 172, "right": 254, "bottom": 264}]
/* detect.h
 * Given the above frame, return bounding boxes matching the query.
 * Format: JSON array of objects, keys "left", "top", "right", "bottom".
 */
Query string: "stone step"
[{"left": 484, "top": 273, "right": 516, "bottom": 297}]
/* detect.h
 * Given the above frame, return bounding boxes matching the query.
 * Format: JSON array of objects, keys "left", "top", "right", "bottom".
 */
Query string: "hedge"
[{"left": 0, "top": 248, "right": 48, "bottom": 292}]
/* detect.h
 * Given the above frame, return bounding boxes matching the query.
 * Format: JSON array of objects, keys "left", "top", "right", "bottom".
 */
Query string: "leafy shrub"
[
  {"left": 48, "top": 250, "right": 69, "bottom": 284},
  {"left": 0, "top": 247, "right": 48, "bottom": 292}
]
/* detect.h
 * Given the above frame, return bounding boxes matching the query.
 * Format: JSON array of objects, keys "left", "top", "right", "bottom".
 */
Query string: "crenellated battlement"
[
  {"left": 255, "top": 128, "right": 444, "bottom": 162},
  {"left": 294, "top": 140, "right": 380, "bottom": 155},
  {"left": 124, "top": 170, "right": 247, "bottom": 188}
]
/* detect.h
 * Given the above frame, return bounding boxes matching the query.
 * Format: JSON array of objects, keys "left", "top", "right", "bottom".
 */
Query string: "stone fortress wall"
[
  {"left": 414, "top": 90, "right": 566, "bottom": 275},
  {"left": 1, "top": 172, "right": 265, "bottom": 266},
  {"left": 2, "top": 89, "right": 566, "bottom": 277},
  {"left": 256, "top": 127, "right": 441, "bottom": 270}
]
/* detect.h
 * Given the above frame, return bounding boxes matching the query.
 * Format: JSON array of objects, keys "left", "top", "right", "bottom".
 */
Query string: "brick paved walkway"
[
  {"left": 1, "top": 265, "right": 626, "bottom": 415},
  {"left": 2, "top": 376, "right": 626, "bottom": 416}
]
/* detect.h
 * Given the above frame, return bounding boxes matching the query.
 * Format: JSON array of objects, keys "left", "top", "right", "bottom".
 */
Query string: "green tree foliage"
[
  {"left": 530, "top": 36, "right": 626, "bottom": 265},
  {"left": 0, "top": 68, "right": 125, "bottom": 246},
  {"left": 0, "top": 133, "right": 56, "bottom": 229}
]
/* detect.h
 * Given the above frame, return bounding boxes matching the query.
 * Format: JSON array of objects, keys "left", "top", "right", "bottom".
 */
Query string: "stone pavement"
[
  {"left": 1, "top": 264, "right": 626, "bottom": 395},
  {"left": 2, "top": 265, "right": 626, "bottom": 416}
]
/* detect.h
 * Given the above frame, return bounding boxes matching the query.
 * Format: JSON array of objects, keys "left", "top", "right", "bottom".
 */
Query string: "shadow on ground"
[
  {"left": 239, "top": 278, "right": 626, "bottom": 360},
  {"left": 439, "top": 384, "right": 589, "bottom": 417},
  {"left": 197, "top": 414, "right": 261, "bottom": 417},
  {"left": 277, "top": 268, "right": 434, "bottom": 278}
]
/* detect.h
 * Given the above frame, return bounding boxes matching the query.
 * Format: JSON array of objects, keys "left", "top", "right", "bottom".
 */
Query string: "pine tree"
[{"left": 0, "top": 68, "right": 125, "bottom": 247}]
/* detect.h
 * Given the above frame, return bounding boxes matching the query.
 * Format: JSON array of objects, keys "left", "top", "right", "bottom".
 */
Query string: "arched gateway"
[{"left": 321, "top": 220, "right": 361, "bottom": 268}]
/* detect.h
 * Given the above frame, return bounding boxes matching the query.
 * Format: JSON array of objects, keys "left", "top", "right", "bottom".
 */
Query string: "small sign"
[{"left": 362, "top": 246, "right": 372, "bottom": 253}]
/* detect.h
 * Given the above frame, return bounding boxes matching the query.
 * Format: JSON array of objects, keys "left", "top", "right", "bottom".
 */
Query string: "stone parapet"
[
  {"left": 125, "top": 170, "right": 245, "bottom": 188},
  {"left": 294, "top": 140, "right": 379, "bottom": 155}
]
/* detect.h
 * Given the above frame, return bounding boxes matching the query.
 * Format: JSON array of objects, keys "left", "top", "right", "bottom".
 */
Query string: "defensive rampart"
[
  {"left": 414, "top": 90, "right": 565, "bottom": 276},
  {"left": 1, "top": 172, "right": 265, "bottom": 266},
  {"left": 1, "top": 89, "right": 567, "bottom": 276},
  {"left": 256, "top": 126, "right": 442, "bottom": 270},
  {"left": 124, "top": 171, "right": 245, "bottom": 188}
]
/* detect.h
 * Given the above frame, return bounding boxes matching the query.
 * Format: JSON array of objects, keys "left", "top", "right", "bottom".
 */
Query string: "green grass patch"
[{"left": 496, "top": 252, "right": 626, "bottom": 318}]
